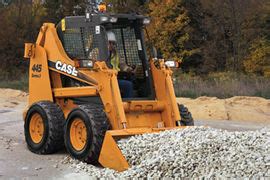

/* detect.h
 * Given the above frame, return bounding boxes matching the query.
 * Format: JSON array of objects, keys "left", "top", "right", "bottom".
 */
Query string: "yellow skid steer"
[{"left": 23, "top": 2, "right": 194, "bottom": 172}]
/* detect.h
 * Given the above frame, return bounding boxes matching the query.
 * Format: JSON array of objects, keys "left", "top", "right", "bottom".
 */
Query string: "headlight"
[
  {"left": 165, "top": 61, "right": 177, "bottom": 68},
  {"left": 110, "top": 17, "right": 118, "bottom": 23},
  {"left": 143, "top": 18, "right": 151, "bottom": 25},
  {"left": 86, "top": 13, "right": 90, "bottom": 19},
  {"left": 80, "top": 60, "right": 94, "bottom": 68},
  {"left": 100, "top": 16, "right": 109, "bottom": 22}
]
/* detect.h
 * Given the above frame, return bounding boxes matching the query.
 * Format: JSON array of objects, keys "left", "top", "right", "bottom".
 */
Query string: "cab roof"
[{"left": 61, "top": 13, "right": 148, "bottom": 29}]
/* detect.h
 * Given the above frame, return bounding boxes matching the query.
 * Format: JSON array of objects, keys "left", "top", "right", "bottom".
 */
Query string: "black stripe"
[{"left": 48, "top": 60, "right": 97, "bottom": 85}]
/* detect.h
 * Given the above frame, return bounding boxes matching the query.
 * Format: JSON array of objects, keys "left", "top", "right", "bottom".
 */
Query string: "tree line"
[{"left": 0, "top": 0, "right": 269, "bottom": 80}]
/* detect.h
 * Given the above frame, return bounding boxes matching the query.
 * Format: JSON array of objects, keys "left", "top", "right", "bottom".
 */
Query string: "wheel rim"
[
  {"left": 70, "top": 118, "right": 87, "bottom": 151},
  {"left": 29, "top": 113, "right": 44, "bottom": 144}
]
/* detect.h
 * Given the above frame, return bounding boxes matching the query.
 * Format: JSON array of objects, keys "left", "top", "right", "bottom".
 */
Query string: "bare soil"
[{"left": 177, "top": 96, "right": 270, "bottom": 123}]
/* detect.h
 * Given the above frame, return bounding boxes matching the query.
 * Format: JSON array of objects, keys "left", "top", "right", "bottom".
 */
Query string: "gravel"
[{"left": 61, "top": 127, "right": 270, "bottom": 178}]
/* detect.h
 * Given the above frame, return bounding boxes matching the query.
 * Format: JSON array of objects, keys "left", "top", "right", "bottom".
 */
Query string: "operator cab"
[{"left": 57, "top": 13, "right": 154, "bottom": 100}]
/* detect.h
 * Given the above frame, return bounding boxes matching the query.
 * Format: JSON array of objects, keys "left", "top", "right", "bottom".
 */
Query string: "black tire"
[
  {"left": 178, "top": 104, "right": 194, "bottom": 126},
  {"left": 24, "top": 101, "right": 65, "bottom": 154},
  {"left": 64, "top": 104, "right": 110, "bottom": 164}
]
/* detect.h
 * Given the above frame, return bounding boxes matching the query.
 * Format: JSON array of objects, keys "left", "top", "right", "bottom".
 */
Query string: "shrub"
[{"left": 174, "top": 72, "right": 270, "bottom": 99}]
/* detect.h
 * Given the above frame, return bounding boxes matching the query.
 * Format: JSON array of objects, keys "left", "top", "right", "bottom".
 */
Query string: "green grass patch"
[
  {"left": 0, "top": 74, "right": 28, "bottom": 92},
  {"left": 174, "top": 72, "right": 270, "bottom": 99},
  {"left": 0, "top": 71, "right": 269, "bottom": 99}
]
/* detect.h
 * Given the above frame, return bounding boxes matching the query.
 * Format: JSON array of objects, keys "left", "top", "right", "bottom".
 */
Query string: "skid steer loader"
[{"left": 23, "top": 1, "right": 194, "bottom": 172}]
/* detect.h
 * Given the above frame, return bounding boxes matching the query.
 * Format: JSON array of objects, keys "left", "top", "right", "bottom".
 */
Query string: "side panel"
[
  {"left": 126, "top": 112, "right": 163, "bottom": 128},
  {"left": 28, "top": 45, "right": 53, "bottom": 105},
  {"left": 150, "top": 60, "right": 181, "bottom": 127}
]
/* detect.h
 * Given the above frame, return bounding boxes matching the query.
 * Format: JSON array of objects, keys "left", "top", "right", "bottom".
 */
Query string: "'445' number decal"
[{"left": 32, "top": 64, "right": 42, "bottom": 72}]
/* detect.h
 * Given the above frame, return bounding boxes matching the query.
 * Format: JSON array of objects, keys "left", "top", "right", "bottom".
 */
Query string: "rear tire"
[
  {"left": 178, "top": 104, "right": 194, "bottom": 126},
  {"left": 24, "top": 101, "right": 65, "bottom": 154},
  {"left": 64, "top": 104, "right": 110, "bottom": 164}
]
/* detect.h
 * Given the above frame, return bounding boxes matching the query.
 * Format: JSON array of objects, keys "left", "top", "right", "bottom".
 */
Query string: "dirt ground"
[
  {"left": 177, "top": 96, "right": 270, "bottom": 123},
  {"left": 0, "top": 88, "right": 269, "bottom": 179}
]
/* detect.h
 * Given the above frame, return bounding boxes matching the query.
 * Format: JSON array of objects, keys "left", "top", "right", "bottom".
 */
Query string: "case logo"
[{"left": 55, "top": 61, "right": 78, "bottom": 77}]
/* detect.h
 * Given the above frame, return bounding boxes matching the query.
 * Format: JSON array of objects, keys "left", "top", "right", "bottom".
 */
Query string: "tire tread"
[
  {"left": 178, "top": 104, "right": 194, "bottom": 126},
  {"left": 66, "top": 103, "right": 110, "bottom": 164},
  {"left": 25, "top": 101, "right": 65, "bottom": 154}
]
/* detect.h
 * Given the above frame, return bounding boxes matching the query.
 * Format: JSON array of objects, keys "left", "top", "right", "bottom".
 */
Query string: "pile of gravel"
[{"left": 61, "top": 127, "right": 270, "bottom": 178}]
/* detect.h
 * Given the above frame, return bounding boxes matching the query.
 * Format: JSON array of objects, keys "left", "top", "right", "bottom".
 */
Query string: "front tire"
[
  {"left": 64, "top": 104, "right": 110, "bottom": 164},
  {"left": 24, "top": 101, "right": 65, "bottom": 154}
]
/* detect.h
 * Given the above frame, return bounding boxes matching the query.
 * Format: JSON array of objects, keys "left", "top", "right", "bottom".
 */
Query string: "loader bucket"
[{"left": 98, "top": 127, "right": 186, "bottom": 172}]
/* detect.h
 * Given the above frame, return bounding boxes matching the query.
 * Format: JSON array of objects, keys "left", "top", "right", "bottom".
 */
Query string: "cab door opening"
[{"left": 105, "top": 21, "right": 155, "bottom": 100}]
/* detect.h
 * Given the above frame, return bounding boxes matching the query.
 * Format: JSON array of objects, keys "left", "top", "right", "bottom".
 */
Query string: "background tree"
[
  {"left": 44, "top": 0, "right": 87, "bottom": 23},
  {"left": 104, "top": 0, "right": 144, "bottom": 13},
  {"left": 147, "top": 0, "right": 205, "bottom": 72},
  {"left": 200, "top": 0, "right": 269, "bottom": 73},
  {"left": 0, "top": 0, "right": 46, "bottom": 80},
  {"left": 244, "top": 38, "right": 270, "bottom": 76},
  {"left": 0, "top": 0, "right": 269, "bottom": 80},
  {"left": 243, "top": 0, "right": 270, "bottom": 76},
  {"left": 43, "top": 0, "right": 62, "bottom": 23}
]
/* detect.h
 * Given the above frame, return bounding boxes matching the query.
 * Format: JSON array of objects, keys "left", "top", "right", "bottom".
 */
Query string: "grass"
[
  {"left": 173, "top": 72, "right": 270, "bottom": 99},
  {"left": 0, "top": 73, "right": 28, "bottom": 92},
  {"left": 0, "top": 72, "right": 269, "bottom": 99}
]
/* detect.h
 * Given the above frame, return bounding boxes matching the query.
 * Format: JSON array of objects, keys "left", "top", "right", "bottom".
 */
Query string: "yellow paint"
[
  {"left": 98, "top": 131, "right": 129, "bottom": 172},
  {"left": 70, "top": 118, "right": 87, "bottom": 151},
  {"left": 28, "top": 45, "right": 53, "bottom": 106},
  {"left": 24, "top": 43, "right": 35, "bottom": 59},
  {"left": 53, "top": 86, "right": 97, "bottom": 98},
  {"left": 29, "top": 113, "right": 44, "bottom": 144}
]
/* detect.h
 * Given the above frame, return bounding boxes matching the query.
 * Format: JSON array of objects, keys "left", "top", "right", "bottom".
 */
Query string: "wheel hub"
[
  {"left": 29, "top": 113, "right": 44, "bottom": 144},
  {"left": 70, "top": 118, "right": 87, "bottom": 151}
]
